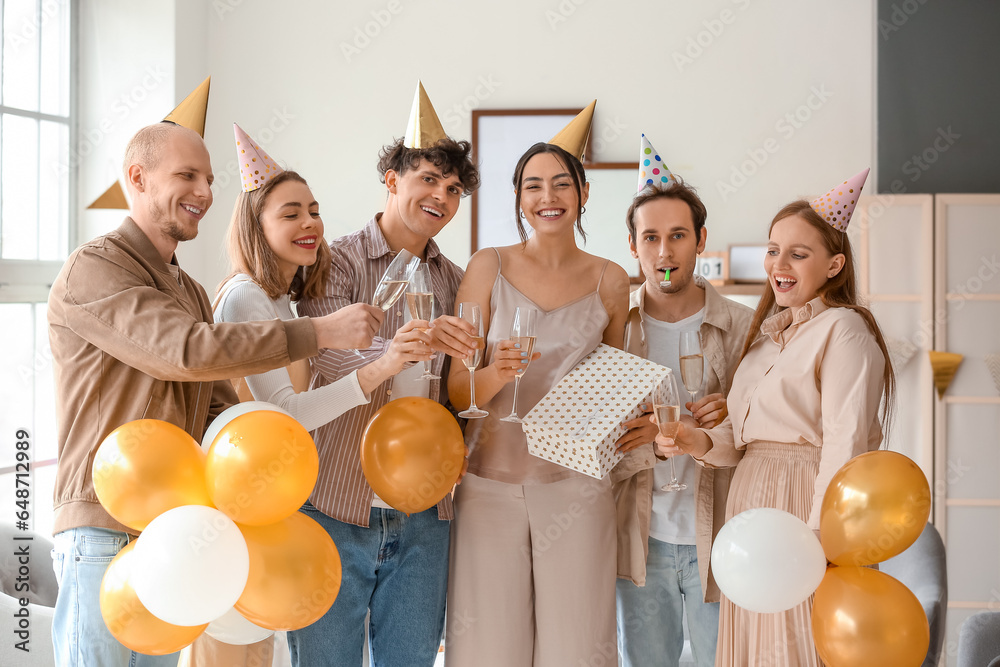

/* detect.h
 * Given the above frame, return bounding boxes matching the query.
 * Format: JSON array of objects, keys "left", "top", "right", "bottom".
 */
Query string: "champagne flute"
[
  {"left": 653, "top": 371, "right": 687, "bottom": 492},
  {"left": 405, "top": 264, "right": 438, "bottom": 380},
  {"left": 456, "top": 303, "right": 488, "bottom": 419},
  {"left": 499, "top": 307, "right": 537, "bottom": 424},
  {"left": 679, "top": 330, "right": 705, "bottom": 404},
  {"left": 349, "top": 249, "right": 421, "bottom": 359}
]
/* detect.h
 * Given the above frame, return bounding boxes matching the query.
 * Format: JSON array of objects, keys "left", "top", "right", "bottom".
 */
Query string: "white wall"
[{"left": 77, "top": 0, "right": 875, "bottom": 291}]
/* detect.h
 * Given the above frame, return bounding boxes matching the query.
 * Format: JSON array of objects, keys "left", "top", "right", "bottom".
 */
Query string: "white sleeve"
[{"left": 215, "top": 280, "right": 370, "bottom": 432}]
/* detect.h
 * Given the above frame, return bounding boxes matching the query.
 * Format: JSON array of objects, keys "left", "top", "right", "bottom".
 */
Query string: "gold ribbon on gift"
[
  {"left": 929, "top": 350, "right": 963, "bottom": 399},
  {"left": 985, "top": 353, "right": 1000, "bottom": 397}
]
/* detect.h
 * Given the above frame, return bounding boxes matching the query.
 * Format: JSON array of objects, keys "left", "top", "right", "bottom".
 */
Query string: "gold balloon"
[
  {"left": 812, "top": 566, "right": 929, "bottom": 667},
  {"left": 819, "top": 450, "right": 931, "bottom": 566},
  {"left": 205, "top": 410, "right": 319, "bottom": 526},
  {"left": 100, "top": 541, "right": 208, "bottom": 655},
  {"left": 235, "top": 512, "right": 341, "bottom": 631},
  {"left": 360, "top": 397, "right": 465, "bottom": 515},
  {"left": 93, "top": 419, "right": 213, "bottom": 531}
]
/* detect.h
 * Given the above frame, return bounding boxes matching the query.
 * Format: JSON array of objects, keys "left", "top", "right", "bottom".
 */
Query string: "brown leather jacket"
[
  {"left": 47, "top": 218, "right": 318, "bottom": 535},
  {"left": 611, "top": 279, "right": 753, "bottom": 601}
]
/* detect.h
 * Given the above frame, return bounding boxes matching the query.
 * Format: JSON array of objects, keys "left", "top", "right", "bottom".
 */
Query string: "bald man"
[{"left": 46, "top": 122, "right": 382, "bottom": 666}]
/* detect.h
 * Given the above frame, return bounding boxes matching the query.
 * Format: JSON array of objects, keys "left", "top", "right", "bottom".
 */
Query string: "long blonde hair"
[
  {"left": 219, "top": 170, "right": 330, "bottom": 301},
  {"left": 741, "top": 200, "right": 896, "bottom": 429}
]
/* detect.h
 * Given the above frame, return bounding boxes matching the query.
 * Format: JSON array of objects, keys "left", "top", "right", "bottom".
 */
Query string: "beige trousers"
[
  {"left": 445, "top": 473, "right": 618, "bottom": 667},
  {"left": 178, "top": 635, "right": 274, "bottom": 667}
]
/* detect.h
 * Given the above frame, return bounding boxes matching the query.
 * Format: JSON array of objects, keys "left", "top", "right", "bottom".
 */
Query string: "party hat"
[
  {"left": 929, "top": 350, "right": 963, "bottom": 399},
  {"left": 163, "top": 76, "right": 211, "bottom": 138},
  {"left": 810, "top": 168, "right": 869, "bottom": 232},
  {"left": 550, "top": 100, "right": 596, "bottom": 161},
  {"left": 637, "top": 134, "right": 678, "bottom": 192},
  {"left": 403, "top": 81, "right": 448, "bottom": 149},
  {"left": 234, "top": 124, "right": 282, "bottom": 193},
  {"left": 87, "top": 180, "right": 129, "bottom": 210}
]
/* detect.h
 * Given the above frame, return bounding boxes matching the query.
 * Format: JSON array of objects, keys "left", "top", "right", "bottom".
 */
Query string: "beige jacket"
[
  {"left": 47, "top": 218, "right": 318, "bottom": 535},
  {"left": 611, "top": 279, "right": 753, "bottom": 601}
]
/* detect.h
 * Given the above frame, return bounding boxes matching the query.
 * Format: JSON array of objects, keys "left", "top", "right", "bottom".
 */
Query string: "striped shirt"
[{"left": 297, "top": 215, "right": 464, "bottom": 527}]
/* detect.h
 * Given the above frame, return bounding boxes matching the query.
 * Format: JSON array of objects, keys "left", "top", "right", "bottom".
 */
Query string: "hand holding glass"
[
  {"left": 350, "top": 249, "right": 421, "bottom": 359},
  {"left": 405, "top": 264, "right": 438, "bottom": 380},
  {"left": 653, "top": 371, "right": 687, "bottom": 492},
  {"left": 500, "top": 307, "right": 537, "bottom": 424},
  {"left": 456, "top": 303, "right": 487, "bottom": 419}
]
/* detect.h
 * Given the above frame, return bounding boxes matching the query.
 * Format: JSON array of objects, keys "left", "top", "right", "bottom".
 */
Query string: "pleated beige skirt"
[{"left": 715, "top": 441, "right": 826, "bottom": 667}]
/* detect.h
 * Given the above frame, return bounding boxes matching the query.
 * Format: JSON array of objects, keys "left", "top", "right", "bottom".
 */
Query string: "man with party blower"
[
  {"left": 46, "top": 89, "right": 382, "bottom": 664},
  {"left": 612, "top": 134, "right": 753, "bottom": 667},
  {"left": 290, "top": 81, "right": 480, "bottom": 667}
]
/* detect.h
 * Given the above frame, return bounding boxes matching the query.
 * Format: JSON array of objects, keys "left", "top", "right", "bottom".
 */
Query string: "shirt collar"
[
  {"left": 363, "top": 213, "right": 443, "bottom": 264},
  {"left": 119, "top": 216, "right": 178, "bottom": 275},
  {"left": 760, "top": 297, "right": 829, "bottom": 342}
]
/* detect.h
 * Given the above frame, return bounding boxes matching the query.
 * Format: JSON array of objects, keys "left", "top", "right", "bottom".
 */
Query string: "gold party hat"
[
  {"left": 86, "top": 181, "right": 129, "bottom": 210},
  {"left": 403, "top": 81, "right": 447, "bottom": 149},
  {"left": 163, "top": 76, "right": 211, "bottom": 137},
  {"left": 550, "top": 100, "right": 596, "bottom": 161},
  {"left": 929, "top": 351, "right": 963, "bottom": 399}
]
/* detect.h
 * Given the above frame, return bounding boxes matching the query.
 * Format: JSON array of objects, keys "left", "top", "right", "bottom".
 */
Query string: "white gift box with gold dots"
[{"left": 522, "top": 344, "right": 672, "bottom": 479}]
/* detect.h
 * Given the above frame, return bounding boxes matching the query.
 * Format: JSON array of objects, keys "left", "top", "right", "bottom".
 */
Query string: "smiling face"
[
  {"left": 630, "top": 196, "right": 706, "bottom": 296},
  {"left": 259, "top": 179, "right": 323, "bottom": 284},
  {"left": 765, "top": 214, "right": 845, "bottom": 309},
  {"left": 141, "top": 128, "right": 214, "bottom": 243},
  {"left": 385, "top": 158, "right": 463, "bottom": 241},
  {"left": 517, "top": 151, "right": 589, "bottom": 236}
]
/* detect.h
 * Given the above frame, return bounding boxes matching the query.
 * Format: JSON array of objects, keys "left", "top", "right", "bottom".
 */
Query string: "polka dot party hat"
[
  {"left": 809, "top": 168, "right": 869, "bottom": 231},
  {"left": 637, "top": 134, "right": 677, "bottom": 193},
  {"left": 234, "top": 123, "right": 283, "bottom": 193}
]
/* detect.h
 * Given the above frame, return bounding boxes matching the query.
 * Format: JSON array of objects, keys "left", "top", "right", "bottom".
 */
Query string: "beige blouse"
[{"left": 698, "top": 298, "right": 886, "bottom": 528}]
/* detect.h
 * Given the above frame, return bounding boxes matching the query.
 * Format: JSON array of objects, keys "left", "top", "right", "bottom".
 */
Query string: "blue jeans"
[
  {"left": 616, "top": 539, "right": 720, "bottom": 667},
  {"left": 51, "top": 526, "right": 180, "bottom": 667},
  {"left": 286, "top": 504, "right": 450, "bottom": 667}
]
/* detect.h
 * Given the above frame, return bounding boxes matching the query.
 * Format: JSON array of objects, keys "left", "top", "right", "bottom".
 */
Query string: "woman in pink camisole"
[{"left": 444, "top": 142, "right": 630, "bottom": 665}]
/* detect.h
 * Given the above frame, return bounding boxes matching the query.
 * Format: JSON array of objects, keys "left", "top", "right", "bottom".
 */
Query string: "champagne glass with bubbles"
[
  {"left": 653, "top": 370, "right": 687, "bottom": 492},
  {"left": 350, "top": 249, "right": 420, "bottom": 359},
  {"left": 405, "top": 264, "right": 438, "bottom": 380},
  {"left": 679, "top": 331, "right": 705, "bottom": 405},
  {"left": 457, "top": 302, "right": 488, "bottom": 419},
  {"left": 500, "top": 307, "right": 537, "bottom": 424}
]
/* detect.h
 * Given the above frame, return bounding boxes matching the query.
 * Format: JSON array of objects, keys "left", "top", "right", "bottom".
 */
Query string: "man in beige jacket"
[
  {"left": 612, "top": 180, "right": 753, "bottom": 666},
  {"left": 47, "top": 122, "right": 381, "bottom": 666}
]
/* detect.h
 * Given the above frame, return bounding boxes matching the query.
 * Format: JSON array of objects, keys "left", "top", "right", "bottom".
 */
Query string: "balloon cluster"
[
  {"left": 711, "top": 450, "right": 932, "bottom": 667},
  {"left": 92, "top": 403, "right": 341, "bottom": 655}
]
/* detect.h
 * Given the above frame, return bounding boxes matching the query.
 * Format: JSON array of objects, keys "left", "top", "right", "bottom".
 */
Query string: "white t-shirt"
[{"left": 645, "top": 307, "right": 704, "bottom": 545}]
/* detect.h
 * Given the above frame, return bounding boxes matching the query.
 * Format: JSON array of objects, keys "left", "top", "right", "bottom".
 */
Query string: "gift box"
[{"left": 522, "top": 344, "right": 671, "bottom": 479}]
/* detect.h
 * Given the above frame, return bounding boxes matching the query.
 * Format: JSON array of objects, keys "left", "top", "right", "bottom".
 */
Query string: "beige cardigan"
[{"left": 611, "top": 279, "right": 753, "bottom": 601}]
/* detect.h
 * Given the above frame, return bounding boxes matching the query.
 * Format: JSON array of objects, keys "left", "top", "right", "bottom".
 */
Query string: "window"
[{"left": 0, "top": 0, "right": 74, "bottom": 538}]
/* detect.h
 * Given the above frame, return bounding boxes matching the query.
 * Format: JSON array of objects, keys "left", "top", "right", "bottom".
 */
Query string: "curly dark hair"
[{"left": 377, "top": 137, "right": 480, "bottom": 196}]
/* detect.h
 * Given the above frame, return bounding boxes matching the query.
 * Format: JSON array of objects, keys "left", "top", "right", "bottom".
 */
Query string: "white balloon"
[
  {"left": 201, "top": 401, "right": 291, "bottom": 451},
  {"left": 710, "top": 507, "right": 827, "bottom": 614},
  {"left": 205, "top": 607, "right": 274, "bottom": 645},
  {"left": 132, "top": 505, "right": 250, "bottom": 626}
]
